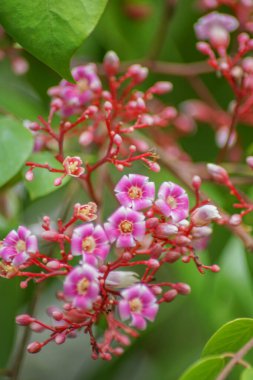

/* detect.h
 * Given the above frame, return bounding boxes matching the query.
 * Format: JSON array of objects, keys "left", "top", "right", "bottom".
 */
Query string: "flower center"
[
  {"left": 15, "top": 240, "right": 26, "bottom": 253},
  {"left": 129, "top": 298, "right": 143, "bottom": 313},
  {"left": 77, "top": 79, "right": 89, "bottom": 92},
  {"left": 77, "top": 277, "right": 90, "bottom": 295},
  {"left": 82, "top": 236, "right": 96, "bottom": 253},
  {"left": 166, "top": 196, "right": 177, "bottom": 209},
  {"left": 68, "top": 161, "right": 79, "bottom": 174},
  {"left": 119, "top": 220, "right": 133, "bottom": 234},
  {"left": 128, "top": 186, "right": 142, "bottom": 200}
]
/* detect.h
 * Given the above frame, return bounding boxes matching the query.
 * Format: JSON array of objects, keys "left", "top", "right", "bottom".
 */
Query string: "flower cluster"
[
  {"left": 0, "top": 174, "right": 221, "bottom": 359},
  {"left": 24, "top": 51, "right": 180, "bottom": 195}
]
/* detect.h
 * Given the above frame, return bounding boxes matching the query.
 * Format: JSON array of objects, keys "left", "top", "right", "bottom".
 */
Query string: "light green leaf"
[
  {"left": 202, "top": 319, "right": 253, "bottom": 357},
  {"left": 179, "top": 356, "right": 225, "bottom": 380},
  {"left": 0, "top": 0, "right": 108, "bottom": 80},
  {"left": 0, "top": 116, "right": 34, "bottom": 188},
  {"left": 241, "top": 367, "right": 253, "bottom": 380},
  {"left": 24, "top": 152, "right": 70, "bottom": 200}
]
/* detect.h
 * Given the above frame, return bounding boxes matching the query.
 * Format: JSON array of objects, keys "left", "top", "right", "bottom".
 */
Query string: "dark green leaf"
[
  {"left": 0, "top": 116, "right": 33, "bottom": 188},
  {"left": 0, "top": 0, "right": 108, "bottom": 80}
]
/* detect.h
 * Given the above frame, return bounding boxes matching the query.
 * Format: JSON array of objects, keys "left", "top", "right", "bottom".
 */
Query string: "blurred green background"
[{"left": 1, "top": 0, "right": 253, "bottom": 379}]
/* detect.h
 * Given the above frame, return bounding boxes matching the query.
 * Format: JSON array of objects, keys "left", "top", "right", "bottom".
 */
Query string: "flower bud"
[
  {"left": 191, "top": 204, "right": 221, "bottom": 226},
  {"left": 163, "top": 289, "right": 178, "bottom": 302},
  {"left": 16, "top": 314, "right": 33, "bottom": 326},
  {"left": 155, "top": 223, "right": 178, "bottom": 238},
  {"left": 103, "top": 51, "right": 120, "bottom": 76},
  {"left": 27, "top": 341, "right": 42, "bottom": 354},
  {"left": 229, "top": 214, "right": 242, "bottom": 226},
  {"left": 55, "top": 334, "right": 66, "bottom": 345},
  {"left": 30, "top": 322, "right": 45, "bottom": 333},
  {"left": 207, "top": 163, "right": 229, "bottom": 183},
  {"left": 246, "top": 156, "right": 253, "bottom": 170},
  {"left": 175, "top": 282, "right": 191, "bottom": 295}
]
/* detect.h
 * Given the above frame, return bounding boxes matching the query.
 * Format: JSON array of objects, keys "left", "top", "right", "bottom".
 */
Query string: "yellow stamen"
[
  {"left": 128, "top": 186, "right": 142, "bottom": 200},
  {"left": 77, "top": 278, "right": 90, "bottom": 295},
  {"left": 129, "top": 298, "right": 142, "bottom": 313},
  {"left": 120, "top": 220, "right": 133, "bottom": 234}
]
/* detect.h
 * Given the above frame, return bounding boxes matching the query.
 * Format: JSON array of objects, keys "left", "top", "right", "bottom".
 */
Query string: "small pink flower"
[
  {"left": 48, "top": 64, "right": 101, "bottom": 117},
  {"left": 74, "top": 202, "right": 97, "bottom": 222},
  {"left": 104, "top": 207, "right": 146, "bottom": 248},
  {"left": 114, "top": 174, "right": 155, "bottom": 210},
  {"left": 63, "top": 156, "right": 85, "bottom": 177},
  {"left": 71, "top": 223, "right": 110, "bottom": 263},
  {"left": 155, "top": 182, "right": 189, "bottom": 222},
  {"left": 194, "top": 12, "right": 238, "bottom": 47},
  {"left": 118, "top": 284, "right": 158, "bottom": 330},
  {"left": 0, "top": 226, "right": 38, "bottom": 266},
  {"left": 63, "top": 264, "right": 99, "bottom": 310}
]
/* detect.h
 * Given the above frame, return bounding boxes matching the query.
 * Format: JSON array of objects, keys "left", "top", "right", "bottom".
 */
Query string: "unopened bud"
[
  {"left": 54, "top": 177, "right": 62, "bottom": 186},
  {"left": 27, "top": 341, "right": 42, "bottom": 354},
  {"left": 246, "top": 156, "right": 253, "bottom": 169},
  {"left": 175, "top": 282, "right": 191, "bottom": 295},
  {"left": 25, "top": 170, "right": 34, "bottom": 181},
  {"left": 55, "top": 334, "right": 66, "bottom": 345},
  {"left": 16, "top": 314, "right": 33, "bottom": 326},
  {"left": 103, "top": 51, "right": 120, "bottom": 76},
  {"left": 163, "top": 289, "right": 178, "bottom": 302},
  {"left": 229, "top": 214, "right": 242, "bottom": 226},
  {"left": 207, "top": 163, "right": 229, "bottom": 183},
  {"left": 191, "top": 204, "right": 221, "bottom": 226}
]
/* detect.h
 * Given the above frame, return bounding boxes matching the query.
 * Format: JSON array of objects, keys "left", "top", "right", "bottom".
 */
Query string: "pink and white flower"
[
  {"left": 48, "top": 64, "right": 101, "bottom": 117},
  {"left": 118, "top": 284, "right": 158, "bottom": 330},
  {"left": 194, "top": 12, "right": 238, "bottom": 47},
  {"left": 114, "top": 174, "right": 155, "bottom": 210},
  {"left": 0, "top": 226, "right": 38, "bottom": 266},
  {"left": 63, "top": 264, "right": 100, "bottom": 310},
  {"left": 63, "top": 156, "right": 85, "bottom": 177},
  {"left": 155, "top": 182, "right": 189, "bottom": 222},
  {"left": 104, "top": 207, "right": 146, "bottom": 248},
  {"left": 71, "top": 223, "right": 110, "bottom": 263}
]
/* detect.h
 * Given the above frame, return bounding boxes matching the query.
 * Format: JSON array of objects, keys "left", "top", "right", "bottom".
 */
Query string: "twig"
[{"left": 216, "top": 338, "right": 253, "bottom": 380}]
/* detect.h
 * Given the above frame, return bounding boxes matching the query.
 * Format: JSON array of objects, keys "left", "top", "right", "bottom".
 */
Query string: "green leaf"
[
  {"left": 0, "top": 116, "right": 34, "bottom": 188},
  {"left": 24, "top": 152, "right": 70, "bottom": 200},
  {"left": 202, "top": 319, "right": 253, "bottom": 357},
  {"left": 241, "top": 367, "right": 253, "bottom": 380},
  {"left": 179, "top": 356, "right": 225, "bottom": 380},
  {"left": 0, "top": 0, "right": 108, "bottom": 80}
]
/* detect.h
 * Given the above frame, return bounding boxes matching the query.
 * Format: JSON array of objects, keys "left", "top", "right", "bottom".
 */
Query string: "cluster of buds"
[
  {"left": 0, "top": 174, "right": 221, "bottom": 359},
  {"left": 179, "top": 10, "right": 253, "bottom": 155},
  {"left": 0, "top": 25, "right": 29, "bottom": 75},
  {"left": 207, "top": 162, "right": 253, "bottom": 226},
  {"left": 24, "top": 51, "right": 180, "bottom": 195}
]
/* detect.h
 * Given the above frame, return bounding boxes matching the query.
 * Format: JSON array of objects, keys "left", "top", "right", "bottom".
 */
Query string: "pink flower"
[
  {"left": 155, "top": 182, "right": 189, "bottom": 222},
  {"left": 63, "top": 264, "right": 99, "bottom": 310},
  {"left": 194, "top": 12, "right": 238, "bottom": 47},
  {"left": 74, "top": 202, "right": 97, "bottom": 222},
  {"left": 71, "top": 224, "right": 110, "bottom": 263},
  {"left": 48, "top": 64, "right": 101, "bottom": 117},
  {"left": 104, "top": 207, "right": 146, "bottom": 248},
  {"left": 114, "top": 174, "right": 155, "bottom": 210},
  {"left": 63, "top": 156, "right": 85, "bottom": 177},
  {"left": 0, "top": 226, "right": 38, "bottom": 266},
  {"left": 118, "top": 284, "right": 158, "bottom": 330}
]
